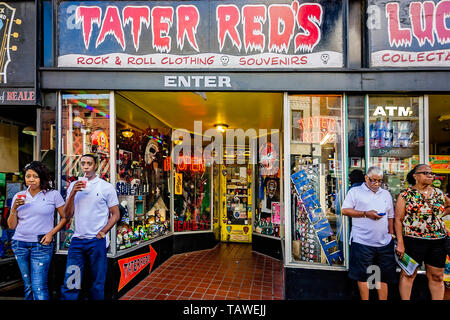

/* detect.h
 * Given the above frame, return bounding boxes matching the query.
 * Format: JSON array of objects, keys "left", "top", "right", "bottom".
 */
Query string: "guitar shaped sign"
[{"left": 0, "top": 2, "right": 21, "bottom": 83}]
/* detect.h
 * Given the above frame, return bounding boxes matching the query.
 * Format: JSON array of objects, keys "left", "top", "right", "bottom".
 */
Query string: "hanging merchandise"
[
  {"left": 291, "top": 168, "right": 343, "bottom": 265},
  {"left": 91, "top": 130, "right": 109, "bottom": 153}
]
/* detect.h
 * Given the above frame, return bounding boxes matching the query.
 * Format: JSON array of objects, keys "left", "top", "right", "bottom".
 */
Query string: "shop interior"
[
  {"left": 58, "top": 91, "right": 283, "bottom": 254},
  {"left": 115, "top": 91, "right": 283, "bottom": 248}
]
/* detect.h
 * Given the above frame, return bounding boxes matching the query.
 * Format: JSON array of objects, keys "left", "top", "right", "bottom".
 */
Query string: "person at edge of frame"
[
  {"left": 342, "top": 166, "right": 397, "bottom": 300},
  {"left": 60, "top": 153, "right": 120, "bottom": 300},
  {"left": 394, "top": 164, "right": 450, "bottom": 300},
  {"left": 8, "top": 161, "right": 67, "bottom": 300}
]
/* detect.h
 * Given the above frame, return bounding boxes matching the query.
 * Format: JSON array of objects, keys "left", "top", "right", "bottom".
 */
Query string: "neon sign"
[
  {"left": 297, "top": 116, "right": 337, "bottom": 144},
  {"left": 163, "top": 156, "right": 206, "bottom": 172}
]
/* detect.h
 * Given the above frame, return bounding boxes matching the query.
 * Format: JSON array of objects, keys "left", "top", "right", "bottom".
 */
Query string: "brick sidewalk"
[{"left": 120, "top": 242, "right": 284, "bottom": 300}]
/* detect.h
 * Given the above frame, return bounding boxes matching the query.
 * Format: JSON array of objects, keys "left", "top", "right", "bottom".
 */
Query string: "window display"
[
  {"left": 368, "top": 96, "right": 421, "bottom": 200},
  {"left": 59, "top": 93, "right": 111, "bottom": 251},
  {"left": 115, "top": 99, "right": 171, "bottom": 251},
  {"left": 173, "top": 139, "right": 211, "bottom": 232},
  {"left": 254, "top": 135, "right": 281, "bottom": 238},
  {"left": 289, "top": 95, "right": 345, "bottom": 266}
]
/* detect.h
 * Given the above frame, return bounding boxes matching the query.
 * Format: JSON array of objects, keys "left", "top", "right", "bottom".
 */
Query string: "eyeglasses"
[
  {"left": 367, "top": 177, "right": 383, "bottom": 184},
  {"left": 415, "top": 171, "right": 435, "bottom": 176}
]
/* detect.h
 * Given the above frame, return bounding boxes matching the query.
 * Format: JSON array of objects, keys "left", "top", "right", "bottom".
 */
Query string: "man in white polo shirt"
[
  {"left": 60, "top": 154, "right": 119, "bottom": 300},
  {"left": 342, "top": 166, "right": 396, "bottom": 300}
]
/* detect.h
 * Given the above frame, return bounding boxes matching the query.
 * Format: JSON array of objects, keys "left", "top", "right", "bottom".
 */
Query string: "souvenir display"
[
  {"left": 254, "top": 137, "right": 281, "bottom": 238},
  {"left": 369, "top": 119, "right": 414, "bottom": 149},
  {"left": 173, "top": 150, "right": 211, "bottom": 232},
  {"left": 291, "top": 165, "right": 343, "bottom": 265},
  {"left": 115, "top": 126, "right": 171, "bottom": 250}
]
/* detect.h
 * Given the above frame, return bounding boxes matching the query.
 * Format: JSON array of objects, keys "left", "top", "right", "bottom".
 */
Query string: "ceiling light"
[
  {"left": 173, "top": 136, "right": 184, "bottom": 145},
  {"left": 214, "top": 123, "right": 228, "bottom": 133},
  {"left": 121, "top": 129, "right": 134, "bottom": 138},
  {"left": 22, "top": 126, "right": 37, "bottom": 136}
]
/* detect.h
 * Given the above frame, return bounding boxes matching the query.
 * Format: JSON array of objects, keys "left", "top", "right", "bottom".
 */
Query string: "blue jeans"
[
  {"left": 11, "top": 239, "right": 54, "bottom": 300},
  {"left": 60, "top": 237, "right": 108, "bottom": 300}
]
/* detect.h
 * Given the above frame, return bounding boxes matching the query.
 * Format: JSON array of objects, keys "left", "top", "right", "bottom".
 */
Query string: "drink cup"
[
  {"left": 17, "top": 194, "right": 27, "bottom": 204},
  {"left": 78, "top": 177, "right": 88, "bottom": 190}
]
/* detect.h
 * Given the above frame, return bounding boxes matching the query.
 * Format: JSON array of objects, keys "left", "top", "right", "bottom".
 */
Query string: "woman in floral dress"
[{"left": 394, "top": 164, "right": 450, "bottom": 300}]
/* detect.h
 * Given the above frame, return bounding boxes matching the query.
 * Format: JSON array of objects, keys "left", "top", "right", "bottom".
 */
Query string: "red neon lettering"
[
  {"left": 410, "top": 1, "right": 435, "bottom": 47},
  {"left": 76, "top": 6, "right": 102, "bottom": 49},
  {"left": 176, "top": 5, "right": 200, "bottom": 52},
  {"left": 268, "top": 5, "right": 295, "bottom": 53},
  {"left": 294, "top": 3, "right": 323, "bottom": 53},
  {"left": 435, "top": 0, "right": 450, "bottom": 45},
  {"left": 96, "top": 6, "right": 125, "bottom": 49},
  {"left": 386, "top": 2, "right": 412, "bottom": 47},
  {"left": 242, "top": 5, "right": 266, "bottom": 53},
  {"left": 151, "top": 7, "right": 174, "bottom": 53},
  {"left": 216, "top": 5, "right": 242, "bottom": 51},
  {"left": 123, "top": 6, "right": 150, "bottom": 51}
]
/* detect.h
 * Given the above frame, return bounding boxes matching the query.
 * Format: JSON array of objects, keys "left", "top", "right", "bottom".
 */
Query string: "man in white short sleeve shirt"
[
  {"left": 60, "top": 154, "right": 119, "bottom": 300},
  {"left": 342, "top": 166, "right": 397, "bottom": 300}
]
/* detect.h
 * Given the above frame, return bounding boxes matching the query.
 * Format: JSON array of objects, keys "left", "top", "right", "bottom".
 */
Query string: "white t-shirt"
[
  {"left": 11, "top": 189, "right": 65, "bottom": 242},
  {"left": 66, "top": 175, "right": 119, "bottom": 244},
  {"left": 342, "top": 183, "right": 394, "bottom": 247}
]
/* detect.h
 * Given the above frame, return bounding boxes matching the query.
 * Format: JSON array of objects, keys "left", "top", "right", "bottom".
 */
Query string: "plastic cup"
[
  {"left": 78, "top": 177, "right": 88, "bottom": 190},
  {"left": 17, "top": 194, "right": 27, "bottom": 203}
]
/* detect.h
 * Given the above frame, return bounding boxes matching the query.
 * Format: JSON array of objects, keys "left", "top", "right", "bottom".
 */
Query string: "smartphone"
[{"left": 378, "top": 212, "right": 386, "bottom": 216}]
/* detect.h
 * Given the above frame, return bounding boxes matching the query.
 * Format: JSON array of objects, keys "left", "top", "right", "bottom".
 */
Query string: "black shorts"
[
  {"left": 348, "top": 239, "right": 397, "bottom": 284},
  {"left": 403, "top": 236, "right": 447, "bottom": 269}
]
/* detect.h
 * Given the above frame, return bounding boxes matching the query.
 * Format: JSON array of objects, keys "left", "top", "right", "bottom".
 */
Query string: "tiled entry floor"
[{"left": 120, "top": 243, "right": 284, "bottom": 300}]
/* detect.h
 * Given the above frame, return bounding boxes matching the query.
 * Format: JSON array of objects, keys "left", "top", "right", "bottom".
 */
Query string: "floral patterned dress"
[{"left": 401, "top": 187, "right": 447, "bottom": 239}]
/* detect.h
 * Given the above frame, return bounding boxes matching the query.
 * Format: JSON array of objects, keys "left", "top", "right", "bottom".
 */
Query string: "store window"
[
  {"left": 115, "top": 95, "right": 172, "bottom": 251},
  {"left": 427, "top": 95, "right": 450, "bottom": 232},
  {"left": 368, "top": 96, "right": 421, "bottom": 200},
  {"left": 173, "top": 133, "right": 212, "bottom": 233},
  {"left": 347, "top": 95, "right": 366, "bottom": 174},
  {"left": 59, "top": 93, "right": 111, "bottom": 251},
  {"left": 254, "top": 132, "right": 281, "bottom": 238},
  {"left": 289, "top": 95, "right": 346, "bottom": 266}
]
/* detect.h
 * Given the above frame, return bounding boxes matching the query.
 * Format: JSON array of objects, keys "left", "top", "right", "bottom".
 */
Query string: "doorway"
[{"left": 115, "top": 91, "right": 283, "bottom": 244}]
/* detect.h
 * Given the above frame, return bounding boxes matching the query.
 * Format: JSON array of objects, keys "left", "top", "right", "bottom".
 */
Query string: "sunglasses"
[
  {"left": 367, "top": 177, "right": 383, "bottom": 184},
  {"left": 415, "top": 171, "right": 435, "bottom": 176}
]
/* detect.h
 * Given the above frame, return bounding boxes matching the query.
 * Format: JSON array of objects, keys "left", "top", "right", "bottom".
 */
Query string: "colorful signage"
[
  {"left": 174, "top": 219, "right": 211, "bottom": 232},
  {"left": 174, "top": 172, "right": 183, "bottom": 195},
  {"left": 429, "top": 155, "right": 450, "bottom": 173},
  {"left": 117, "top": 245, "right": 157, "bottom": 291},
  {"left": 0, "top": 88, "right": 35, "bottom": 105},
  {"left": 297, "top": 116, "right": 337, "bottom": 144},
  {"left": 368, "top": 0, "right": 450, "bottom": 67},
  {"left": 57, "top": 0, "right": 344, "bottom": 69}
]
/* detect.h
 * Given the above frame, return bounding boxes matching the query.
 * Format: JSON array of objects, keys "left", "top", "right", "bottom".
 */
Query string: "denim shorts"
[{"left": 348, "top": 239, "right": 397, "bottom": 284}]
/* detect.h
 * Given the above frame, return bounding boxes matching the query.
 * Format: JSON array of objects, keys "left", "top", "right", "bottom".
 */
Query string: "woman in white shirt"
[{"left": 8, "top": 161, "right": 67, "bottom": 300}]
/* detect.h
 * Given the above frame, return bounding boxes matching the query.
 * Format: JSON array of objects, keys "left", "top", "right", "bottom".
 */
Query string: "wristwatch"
[{"left": 98, "top": 231, "right": 106, "bottom": 239}]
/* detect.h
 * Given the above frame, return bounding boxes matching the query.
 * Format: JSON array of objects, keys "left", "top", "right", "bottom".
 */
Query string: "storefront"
[
  {"left": 0, "top": 0, "right": 39, "bottom": 294},
  {"left": 32, "top": 0, "right": 450, "bottom": 300}
]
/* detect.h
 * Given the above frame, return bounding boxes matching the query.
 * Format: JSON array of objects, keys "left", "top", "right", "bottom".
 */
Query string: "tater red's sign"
[
  {"left": 368, "top": 0, "right": 450, "bottom": 67},
  {"left": 58, "top": 0, "right": 344, "bottom": 69},
  {"left": 117, "top": 245, "right": 157, "bottom": 291}
]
